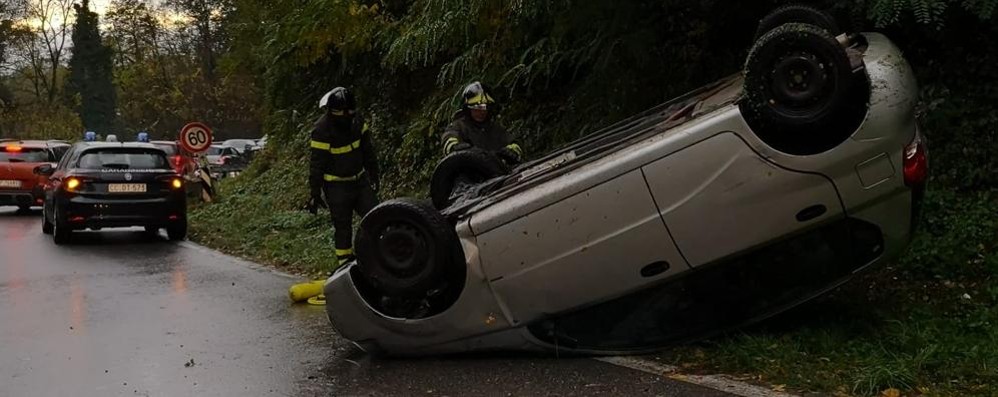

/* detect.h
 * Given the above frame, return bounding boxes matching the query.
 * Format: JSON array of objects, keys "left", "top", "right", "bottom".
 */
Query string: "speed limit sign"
[{"left": 179, "top": 122, "right": 213, "bottom": 153}]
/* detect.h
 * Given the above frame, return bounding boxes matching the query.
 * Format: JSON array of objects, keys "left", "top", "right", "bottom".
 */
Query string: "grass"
[
  {"left": 656, "top": 273, "right": 998, "bottom": 396},
  {"left": 188, "top": 146, "right": 998, "bottom": 396},
  {"left": 654, "top": 189, "right": 998, "bottom": 396},
  {"left": 187, "top": 147, "right": 340, "bottom": 278}
]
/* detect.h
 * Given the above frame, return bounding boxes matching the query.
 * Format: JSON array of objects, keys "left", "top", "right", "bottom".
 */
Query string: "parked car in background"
[
  {"left": 150, "top": 140, "right": 196, "bottom": 177},
  {"left": 0, "top": 140, "right": 71, "bottom": 211},
  {"left": 35, "top": 142, "right": 187, "bottom": 244},
  {"left": 221, "top": 139, "right": 259, "bottom": 154},
  {"left": 205, "top": 144, "right": 239, "bottom": 166}
]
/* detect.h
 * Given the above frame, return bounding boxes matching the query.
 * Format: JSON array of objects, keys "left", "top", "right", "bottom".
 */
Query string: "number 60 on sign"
[{"left": 179, "top": 122, "right": 214, "bottom": 153}]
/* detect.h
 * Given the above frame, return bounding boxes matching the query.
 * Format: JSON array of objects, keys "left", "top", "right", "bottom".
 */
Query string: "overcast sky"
[{"left": 88, "top": 0, "right": 110, "bottom": 15}]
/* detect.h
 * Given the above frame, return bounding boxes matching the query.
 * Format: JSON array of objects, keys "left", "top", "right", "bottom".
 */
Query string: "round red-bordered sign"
[{"left": 179, "top": 122, "right": 213, "bottom": 153}]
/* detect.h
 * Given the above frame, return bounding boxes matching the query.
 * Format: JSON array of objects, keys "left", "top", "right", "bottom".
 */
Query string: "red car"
[
  {"left": 150, "top": 140, "right": 197, "bottom": 177},
  {"left": 0, "top": 140, "right": 71, "bottom": 211}
]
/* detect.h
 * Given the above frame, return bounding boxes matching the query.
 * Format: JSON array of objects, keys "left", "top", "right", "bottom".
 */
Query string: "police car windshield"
[
  {"left": 0, "top": 148, "right": 48, "bottom": 163},
  {"left": 77, "top": 149, "right": 169, "bottom": 170},
  {"left": 151, "top": 143, "right": 178, "bottom": 155}
]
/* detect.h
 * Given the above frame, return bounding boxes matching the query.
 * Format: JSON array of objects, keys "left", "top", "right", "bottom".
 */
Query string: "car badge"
[{"left": 124, "top": 173, "right": 133, "bottom": 181}]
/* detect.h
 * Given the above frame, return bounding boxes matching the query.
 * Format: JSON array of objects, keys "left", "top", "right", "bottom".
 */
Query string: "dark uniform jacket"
[
  {"left": 309, "top": 114, "right": 380, "bottom": 194},
  {"left": 441, "top": 112, "right": 521, "bottom": 158}
]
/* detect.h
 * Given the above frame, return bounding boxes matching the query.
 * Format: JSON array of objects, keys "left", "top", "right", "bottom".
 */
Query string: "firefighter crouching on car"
[
  {"left": 309, "top": 87, "right": 381, "bottom": 266},
  {"left": 441, "top": 82, "right": 523, "bottom": 164}
]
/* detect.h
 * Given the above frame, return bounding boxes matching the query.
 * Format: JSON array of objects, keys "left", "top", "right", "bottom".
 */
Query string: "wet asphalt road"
[{"left": 0, "top": 207, "right": 732, "bottom": 396}]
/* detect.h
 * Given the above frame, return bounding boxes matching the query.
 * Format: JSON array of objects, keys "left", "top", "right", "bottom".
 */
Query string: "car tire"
[
  {"left": 430, "top": 149, "right": 508, "bottom": 210},
  {"left": 355, "top": 198, "right": 465, "bottom": 298},
  {"left": 740, "top": 22, "right": 869, "bottom": 155},
  {"left": 42, "top": 211, "right": 53, "bottom": 235},
  {"left": 167, "top": 221, "right": 187, "bottom": 241},
  {"left": 52, "top": 211, "right": 72, "bottom": 245},
  {"left": 754, "top": 4, "right": 841, "bottom": 40}
]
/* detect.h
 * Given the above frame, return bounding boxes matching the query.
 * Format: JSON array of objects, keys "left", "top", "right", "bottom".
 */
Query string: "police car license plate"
[
  {"left": 108, "top": 183, "right": 146, "bottom": 193},
  {"left": 0, "top": 180, "right": 21, "bottom": 189}
]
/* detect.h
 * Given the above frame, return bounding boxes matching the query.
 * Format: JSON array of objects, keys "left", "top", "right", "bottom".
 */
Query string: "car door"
[
  {"left": 641, "top": 132, "right": 845, "bottom": 267},
  {"left": 474, "top": 170, "right": 690, "bottom": 325}
]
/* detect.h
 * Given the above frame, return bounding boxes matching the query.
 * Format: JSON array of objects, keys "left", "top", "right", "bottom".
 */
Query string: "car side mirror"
[{"left": 33, "top": 164, "right": 55, "bottom": 176}]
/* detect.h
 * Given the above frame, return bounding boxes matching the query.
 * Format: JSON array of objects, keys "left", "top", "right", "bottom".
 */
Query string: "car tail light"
[
  {"left": 4, "top": 145, "right": 22, "bottom": 152},
  {"left": 903, "top": 133, "right": 928, "bottom": 187},
  {"left": 65, "top": 177, "right": 82, "bottom": 192}
]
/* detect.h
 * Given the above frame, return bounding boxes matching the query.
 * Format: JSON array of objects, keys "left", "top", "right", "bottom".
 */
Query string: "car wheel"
[
  {"left": 52, "top": 211, "right": 72, "bottom": 245},
  {"left": 355, "top": 199, "right": 465, "bottom": 298},
  {"left": 740, "top": 22, "right": 869, "bottom": 155},
  {"left": 430, "top": 149, "right": 508, "bottom": 210},
  {"left": 41, "top": 210, "right": 53, "bottom": 235},
  {"left": 754, "top": 4, "right": 841, "bottom": 40},
  {"left": 167, "top": 220, "right": 187, "bottom": 241}
]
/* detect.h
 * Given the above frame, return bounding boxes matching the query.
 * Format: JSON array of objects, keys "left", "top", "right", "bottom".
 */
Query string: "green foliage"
[
  {"left": 664, "top": 277, "right": 998, "bottom": 396},
  {"left": 67, "top": 0, "right": 118, "bottom": 134},
  {"left": 866, "top": 0, "right": 998, "bottom": 26},
  {"left": 901, "top": 189, "right": 998, "bottom": 279},
  {"left": 189, "top": 142, "right": 340, "bottom": 275},
  {"left": 0, "top": 102, "right": 82, "bottom": 139}
]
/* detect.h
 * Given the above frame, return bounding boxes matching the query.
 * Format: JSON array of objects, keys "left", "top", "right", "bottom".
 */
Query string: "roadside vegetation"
[{"left": 4, "top": 0, "right": 998, "bottom": 395}]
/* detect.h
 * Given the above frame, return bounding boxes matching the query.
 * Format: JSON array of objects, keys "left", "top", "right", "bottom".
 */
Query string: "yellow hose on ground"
[{"left": 288, "top": 280, "right": 326, "bottom": 303}]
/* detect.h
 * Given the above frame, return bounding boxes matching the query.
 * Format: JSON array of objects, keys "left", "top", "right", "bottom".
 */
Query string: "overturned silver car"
[{"left": 324, "top": 8, "right": 928, "bottom": 356}]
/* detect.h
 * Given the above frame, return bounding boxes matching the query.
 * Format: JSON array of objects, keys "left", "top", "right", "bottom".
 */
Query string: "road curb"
[
  {"left": 177, "top": 239, "right": 302, "bottom": 281},
  {"left": 595, "top": 356, "right": 798, "bottom": 397}
]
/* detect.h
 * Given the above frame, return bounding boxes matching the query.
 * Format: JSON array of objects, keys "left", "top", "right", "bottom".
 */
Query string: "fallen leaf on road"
[
  {"left": 881, "top": 388, "right": 901, "bottom": 397},
  {"left": 772, "top": 384, "right": 786, "bottom": 392}
]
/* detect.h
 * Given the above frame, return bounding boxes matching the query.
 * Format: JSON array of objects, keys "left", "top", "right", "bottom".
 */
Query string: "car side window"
[
  {"left": 53, "top": 146, "right": 69, "bottom": 161},
  {"left": 56, "top": 147, "right": 77, "bottom": 171}
]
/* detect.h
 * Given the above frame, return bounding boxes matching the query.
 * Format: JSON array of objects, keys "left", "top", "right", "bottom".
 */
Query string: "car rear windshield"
[
  {"left": 77, "top": 149, "right": 170, "bottom": 170},
  {"left": 0, "top": 147, "right": 49, "bottom": 162},
  {"left": 206, "top": 146, "right": 224, "bottom": 155},
  {"left": 151, "top": 143, "right": 178, "bottom": 156}
]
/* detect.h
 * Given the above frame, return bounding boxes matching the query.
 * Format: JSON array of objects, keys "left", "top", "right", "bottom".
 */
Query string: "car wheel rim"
[
  {"left": 769, "top": 51, "right": 831, "bottom": 110},
  {"left": 377, "top": 222, "right": 430, "bottom": 278}
]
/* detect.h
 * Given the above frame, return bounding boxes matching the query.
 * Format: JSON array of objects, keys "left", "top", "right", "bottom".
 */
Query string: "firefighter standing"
[
  {"left": 309, "top": 87, "right": 381, "bottom": 266},
  {"left": 441, "top": 82, "right": 523, "bottom": 164}
]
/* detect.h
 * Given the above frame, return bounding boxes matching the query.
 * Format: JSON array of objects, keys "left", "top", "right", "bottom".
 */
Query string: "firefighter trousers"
[{"left": 324, "top": 177, "right": 378, "bottom": 264}]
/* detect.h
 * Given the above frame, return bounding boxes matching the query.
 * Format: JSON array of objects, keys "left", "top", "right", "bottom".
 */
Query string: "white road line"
[{"left": 595, "top": 356, "right": 798, "bottom": 397}]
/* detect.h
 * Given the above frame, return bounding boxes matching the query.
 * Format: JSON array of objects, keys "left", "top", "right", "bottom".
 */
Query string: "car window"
[
  {"left": 77, "top": 148, "right": 170, "bottom": 170},
  {"left": 52, "top": 146, "right": 70, "bottom": 161},
  {"left": 0, "top": 147, "right": 49, "bottom": 162},
  {"left": 152, "top": 143, "right": 178, "bottom": 156},
  {"left": 56, "top": 147, "right": 77, "bottom": 171},
  {"left": 206, "top": 146, "right": 223, "bottom": 155}
]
